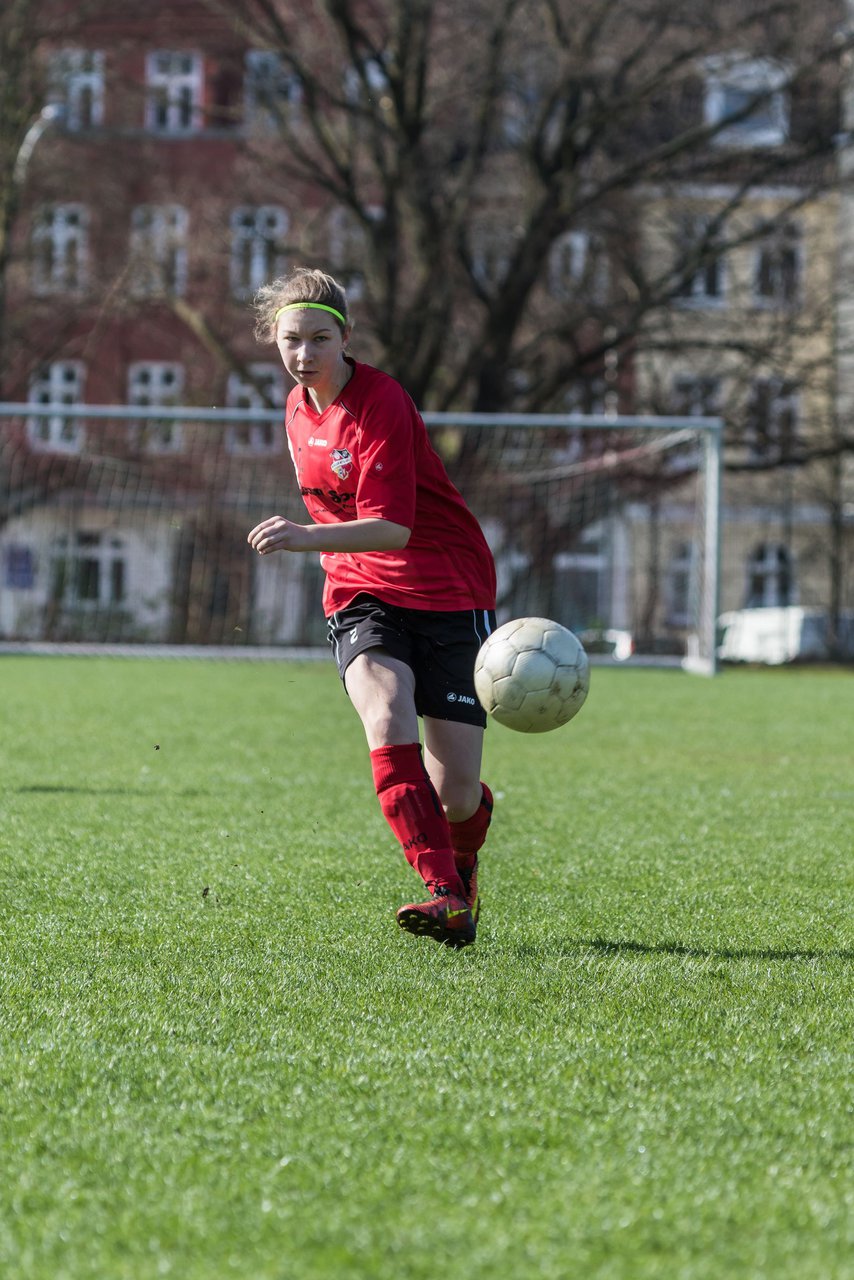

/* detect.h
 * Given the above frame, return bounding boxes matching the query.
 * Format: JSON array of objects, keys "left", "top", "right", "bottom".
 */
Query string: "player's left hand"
[{"left": 247, "top": 516, "right": 308, "bottom": 554}]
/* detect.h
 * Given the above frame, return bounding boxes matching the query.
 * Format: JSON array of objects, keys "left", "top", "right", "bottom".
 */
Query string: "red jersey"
[{"left": 284, "top": 359, "right": 496, "bottom": 616}]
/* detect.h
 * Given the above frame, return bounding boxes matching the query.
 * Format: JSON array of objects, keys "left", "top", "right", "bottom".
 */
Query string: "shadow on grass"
[{"left": 575, "top": 937, "right": 853, "bottom": 962}]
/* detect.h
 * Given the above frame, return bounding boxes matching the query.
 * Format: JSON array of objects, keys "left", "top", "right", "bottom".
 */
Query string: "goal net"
[{"left": 0, "top": 404, "right": 721, "bottom": 671}]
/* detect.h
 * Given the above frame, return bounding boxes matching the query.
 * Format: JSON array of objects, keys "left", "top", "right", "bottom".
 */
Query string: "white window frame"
[
  {"left": 501, "top": 71, "right": 541, "bottom": 146},
  {"left": 49, "top": 49, "right": 105, "bottom": 130},
  {"left": 52, "top": 531, "right": 127, "bottom": 610},
  {"left": 671, "top": 373, "right": 721, "bottom": 418},
  {"left": 4, "top": 544, "right": 37, "bottom": 592},
  {"left": 244, "top": 51, "right": 302, "bottom": 129},
  {"left": 344, "top": 53, "right": 391, "bottom": 107},
  {"left": 673, "top": 213, "right": 727, "bottom": 307},
  {"left": 658, "top": 374, "right": 716, "bottom": 474},
  {"left": 548, "top": 230, "right": 609, "bottom": 303},
  {"left": 745, "top": 543, "right": 795, "bottom": 608},
  {"left": 753, "top": 221, "right": 802, "bottom": 309},
  {"left": 127, "top": 362, "right": 185, "bottom": 452},
  {"left": 746, "top": 377, "right": 800, "bottom": 463},
  {"left": 225, "top": 365, "right": 285, "bottom": 454},
  {"left": 470, "top": 226, "right": 515, "bottom": 292},
  {"left": 145, "top": 51, "right": 203, "bottom": 134},
  {"left": 549, "top": 231, "right": 589, "bottom": 293},
  {"left": 327, "top": 205, "right": 383, "bottom": 301},
  {"left": 666, "top": 540, "right": 696, "bottom": 627},
  {"left": 703, "top": 56, "right": 790, "bottom": 149},
  {"left": 31, "top": 204, "right": 88, "bottom": 295},
  {"left": 27, "top": 362, "right": 86, "bottom": 452},
  {"left": 230, "top": 206, "right": 289, "bottom": 298},
  {"left": 563, "top": 377, "right": 607, "bottom": 418},
  {"left": 129, "top": 205, "right": 189, "bottom": 297}
]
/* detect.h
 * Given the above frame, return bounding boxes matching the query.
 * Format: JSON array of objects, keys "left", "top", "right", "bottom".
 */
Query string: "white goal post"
[
  {"left": 425, "top": 412, "right": 723, "bottom": 676},
  {"left": 0, "top": 403, "right": 722, "bottom": 672}
]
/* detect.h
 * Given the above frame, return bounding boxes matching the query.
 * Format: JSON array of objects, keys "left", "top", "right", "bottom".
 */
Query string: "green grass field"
[{"left": 0, "top": 656, "right": 851, "bottom": 1280}]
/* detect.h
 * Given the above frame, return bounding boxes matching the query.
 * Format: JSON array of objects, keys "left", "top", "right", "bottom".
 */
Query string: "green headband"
[{"left": 274, "top": 302, "right": 347, "bottom": 327}]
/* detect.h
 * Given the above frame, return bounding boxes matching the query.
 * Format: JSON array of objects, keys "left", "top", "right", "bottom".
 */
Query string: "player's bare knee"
[
  {"left": 361, "top": 713, "right": 412, "bottom": 749},
  {"left": 439, "top": 780, "right": 484, "bottom": 824}
]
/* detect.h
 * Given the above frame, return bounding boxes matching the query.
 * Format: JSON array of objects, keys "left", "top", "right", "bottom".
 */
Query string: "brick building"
[
  {"left": 2, "top": 1, "right": 325, "bottom": 642},
  {"left": 1, "top": 1, "right": 852, "bottom": 654}
]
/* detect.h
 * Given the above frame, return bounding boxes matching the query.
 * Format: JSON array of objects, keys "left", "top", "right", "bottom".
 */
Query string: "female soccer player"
[{"left": 247, "top": 267, "right": 496, "bottom": 948}]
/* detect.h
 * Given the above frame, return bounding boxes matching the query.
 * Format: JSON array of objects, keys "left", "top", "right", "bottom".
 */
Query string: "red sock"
[
  {"left": 449, "top": 783, "right": 493, "bottom": 869},
  {"left": 370, "top": 743, "right": 465, "bottom": 896}
]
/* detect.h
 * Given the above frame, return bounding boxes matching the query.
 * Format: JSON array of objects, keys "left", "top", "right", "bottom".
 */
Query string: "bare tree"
[
  {"left": 5, "top": 0, "right": 853, "bottom": 645},
  {"left": 10, "top": 0, "right": 852, "bottom": 413},
  {"left": 188, "top": 0, "right": 853, "bottom": 413},
  {"left": 184, "top": 0, "right": 853, "bottom": 635},
  {"left": 0, "top": 0, "right": 47, "bottom": 382},
  {"left": 0, "top": 0, "right": 114, "bottom": 390}
]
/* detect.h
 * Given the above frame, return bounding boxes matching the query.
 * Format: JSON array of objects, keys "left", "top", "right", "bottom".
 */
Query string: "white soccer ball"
[{"left": 474, "top": 617, "right": 590, "bottom": 733}]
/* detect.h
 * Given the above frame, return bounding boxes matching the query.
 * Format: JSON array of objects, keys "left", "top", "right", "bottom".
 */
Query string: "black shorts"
[{"left": 327, "top": 595, "right": 497, "bottom": 726}]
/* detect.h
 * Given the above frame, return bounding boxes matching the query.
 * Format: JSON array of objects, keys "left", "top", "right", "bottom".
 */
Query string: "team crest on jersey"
[{"left": 330, "top": 448, "right": 353, "bottom": 480}]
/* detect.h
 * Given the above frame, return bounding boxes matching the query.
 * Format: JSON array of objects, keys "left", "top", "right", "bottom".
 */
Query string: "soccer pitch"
[{"left": 1, "top": 656, "right": 851, "bottom": 1280}]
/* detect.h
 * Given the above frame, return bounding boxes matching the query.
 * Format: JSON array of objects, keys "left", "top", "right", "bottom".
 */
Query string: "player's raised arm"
[{"left": 248, "top": 515, "right": 410, "bottom": 554}]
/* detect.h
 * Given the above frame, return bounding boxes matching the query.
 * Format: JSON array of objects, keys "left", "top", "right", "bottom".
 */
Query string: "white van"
[{"left": 717, "top": 607, "right": 854, "bottom": 664}]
